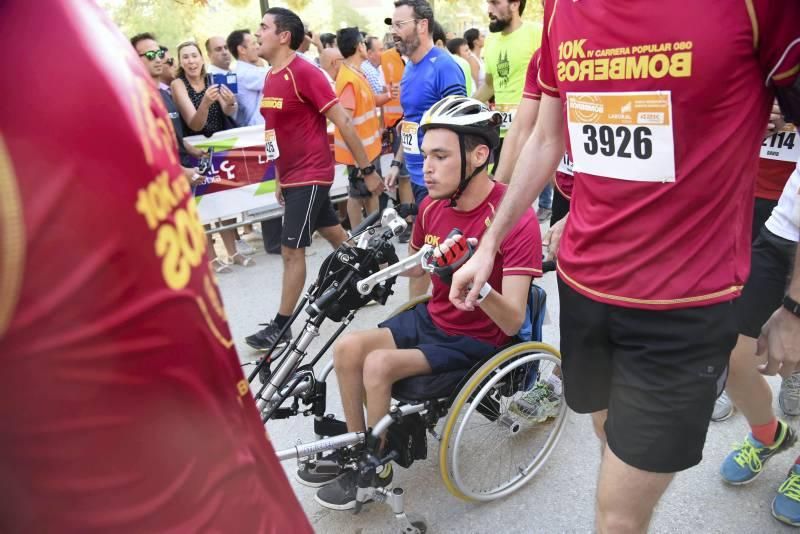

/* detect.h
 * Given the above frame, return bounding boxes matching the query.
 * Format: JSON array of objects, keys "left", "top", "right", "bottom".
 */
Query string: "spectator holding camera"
[{"left": 171, "top": 41, "right": 236, "bottom": 137}]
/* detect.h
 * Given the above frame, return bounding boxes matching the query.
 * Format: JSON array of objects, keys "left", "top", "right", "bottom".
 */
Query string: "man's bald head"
[
  {"left": 205, "top": 35, "right": 231, "bottom": 70},
  {"left": 320, "top": 47, "right": 343, "bottom": 80}
]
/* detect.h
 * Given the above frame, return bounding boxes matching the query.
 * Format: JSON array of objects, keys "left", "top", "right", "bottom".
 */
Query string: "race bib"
[
  {"left": 761, "top": 124, "right": 799, "bottom": 163},
  {"left": 401, "top": 121, "right": 420, "bottom": 155},
  {"left": 264, "top": 129, "right": 280, "bottom": 160},
  {"left": 496, "top": 104, "right": 517, "bottom": 132},
  {"left": 566, "top": 91, "right": 675, "bottom": 182},
  {"left": 557, "top": 152, "right": 574, "bottom": 175}
]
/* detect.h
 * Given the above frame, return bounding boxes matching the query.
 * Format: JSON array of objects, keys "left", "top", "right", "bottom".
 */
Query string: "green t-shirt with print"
[{"left": 484, "top": 21, "right": 542, "bottom": 135}]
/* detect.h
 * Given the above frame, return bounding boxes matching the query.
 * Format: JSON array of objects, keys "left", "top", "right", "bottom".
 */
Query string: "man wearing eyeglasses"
[
  {"left": 131, "top": 32, "right": 198, "bottom": 169},
  {"left": 383, "top": 0, "right": 466, "bottom": 298}
]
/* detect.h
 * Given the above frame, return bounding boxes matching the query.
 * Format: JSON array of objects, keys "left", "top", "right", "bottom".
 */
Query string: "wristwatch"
[
  {"left": 476, "top": 282, "right": 492, "bottom": 303},
  {"left": 360, "top": 164, "right": 377, "bottom": 176},
  {"left": 390, "top": 159, "right": 403, "bottom": 168},
  {"left": 783, "top": 295, "right": 800, "bottom": 319}
]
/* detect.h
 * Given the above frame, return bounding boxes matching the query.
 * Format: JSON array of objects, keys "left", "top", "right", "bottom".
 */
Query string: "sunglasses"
[{"left": 139, "top": 49, "right": 166, "bottom": 61}]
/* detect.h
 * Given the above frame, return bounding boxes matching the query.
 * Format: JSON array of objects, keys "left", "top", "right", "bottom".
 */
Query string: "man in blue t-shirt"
[{"left": 384, "top": 0, "right": 466, "bottom": 297}]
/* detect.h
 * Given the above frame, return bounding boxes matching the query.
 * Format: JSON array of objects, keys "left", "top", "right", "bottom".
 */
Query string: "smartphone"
[{"left": 206, "top": 72, "right": 238, "bottom": 94}]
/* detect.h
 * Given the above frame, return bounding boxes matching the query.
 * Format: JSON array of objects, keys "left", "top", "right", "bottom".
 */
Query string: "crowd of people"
[{"left": 2, "top": 0, "right": 800, "bottom": 532}]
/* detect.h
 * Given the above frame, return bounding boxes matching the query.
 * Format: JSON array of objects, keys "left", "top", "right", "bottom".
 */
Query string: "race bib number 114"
[{"left": 566, "top": 91, "right": 675, "bottom": 183}]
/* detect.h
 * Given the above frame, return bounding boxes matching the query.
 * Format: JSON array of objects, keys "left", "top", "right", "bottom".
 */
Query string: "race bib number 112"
[{"left": 566, "top": 91, "right": 675, "bottom": 183}]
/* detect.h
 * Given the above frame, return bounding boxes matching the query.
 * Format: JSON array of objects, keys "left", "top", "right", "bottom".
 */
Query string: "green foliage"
[{"left": 100, "top": 0, "right": 263, "bottom": 52}]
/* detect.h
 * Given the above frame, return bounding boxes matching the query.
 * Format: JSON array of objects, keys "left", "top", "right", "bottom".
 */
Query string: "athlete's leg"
[
  {"left": 278, "top": 246, "right": 306, "bottom": 316},
  {"left": 346, "top": 196, "right": 363, "bottom": 228},
  {"left": 725, "top": 334, "right": 773, "bottom": 425},
  {"left": 317, "top": 224, "right": 348, "bottom": 249},
  {"left": 363, "top": 348, "right": 432, "bottom": 430},
  {"left": 591, "top": 409, "right": 608, "bottom": 447},
  {"left": 333, "top": 329, "right": 398, "bottom": 433},
  {"left": 596, "top": 447, "right": 674, "bottom": 534}
]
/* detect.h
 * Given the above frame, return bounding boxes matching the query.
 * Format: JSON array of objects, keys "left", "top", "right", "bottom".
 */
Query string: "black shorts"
[
  {"left": 281, "top": 184, "right": 340, "bottom": 249},
  {"left": 558, "top": 278, "right": 737, "bottom": 473},
  {"left": 378, "top": 304, "right": 496, "bottom": 373},
  {"left": 736, "top": 228, "right": 797, "bottom": 338}
]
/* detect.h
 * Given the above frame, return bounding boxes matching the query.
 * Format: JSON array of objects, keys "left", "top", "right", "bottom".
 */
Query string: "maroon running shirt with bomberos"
[
  {"left": 411, "top": 182, "right": 542, "bottom": 347},
  {"left": 0, "top": 2, "right": 310, "bottom": 532},
  {"left": 537, "top": 0, "right": 800, "bottom": 309},
  {"left": 260, "top": 55, "right": 339, "bottom": 188}
]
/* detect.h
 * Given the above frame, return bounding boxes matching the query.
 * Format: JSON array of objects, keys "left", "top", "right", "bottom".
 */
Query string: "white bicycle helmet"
[{"left": 420, "top": 96, "right": 502, "bottom": 206}]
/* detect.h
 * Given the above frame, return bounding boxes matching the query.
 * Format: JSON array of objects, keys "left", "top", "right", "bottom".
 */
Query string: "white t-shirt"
[{"left": 765, "top": 161, "right": 800, "bottom": 242}]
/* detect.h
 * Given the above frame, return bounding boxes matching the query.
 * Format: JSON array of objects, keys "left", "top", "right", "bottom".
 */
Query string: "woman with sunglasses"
[{"left": 170, "top": 41, "right": 237, "bottom": 137}]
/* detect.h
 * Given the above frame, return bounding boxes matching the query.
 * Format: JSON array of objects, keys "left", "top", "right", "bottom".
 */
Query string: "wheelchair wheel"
[{"left": 438, "top": 342, "right": 567, "bottom": 502}]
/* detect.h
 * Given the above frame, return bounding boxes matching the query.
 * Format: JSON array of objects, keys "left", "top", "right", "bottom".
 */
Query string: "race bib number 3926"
[{"left": 566, "top": 91, "right": 675, "bottom": 183}]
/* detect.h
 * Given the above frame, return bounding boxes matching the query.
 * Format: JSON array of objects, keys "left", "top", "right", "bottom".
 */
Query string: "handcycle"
[{"left": 248, "top": 208, "right": 567, "bottom": 533}]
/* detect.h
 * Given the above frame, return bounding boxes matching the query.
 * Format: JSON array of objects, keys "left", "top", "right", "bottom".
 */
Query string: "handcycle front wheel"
[{"left": 438, "top": 342, "right": 567, "bottom": 502}]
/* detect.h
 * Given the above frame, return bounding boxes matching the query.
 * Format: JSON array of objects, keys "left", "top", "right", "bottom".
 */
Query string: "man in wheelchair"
[{"left": 309, "top": 96, "right": 546, "bottom": 510}]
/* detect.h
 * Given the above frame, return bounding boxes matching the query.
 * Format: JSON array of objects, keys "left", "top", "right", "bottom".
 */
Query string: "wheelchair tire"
[{"left": 438, "top": 342, "right": 567, "bottom": 502}]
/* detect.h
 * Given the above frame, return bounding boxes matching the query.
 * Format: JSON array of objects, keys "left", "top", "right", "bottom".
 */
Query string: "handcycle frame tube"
[
  {"left": 276, "top": 431, "right": 366, "bottom": 461},
  {"left": 371, "top": 403, "right": 428, "bottom": 438},
  {"left": 257, "top": 322, "right": 320, "bottom": 411}
]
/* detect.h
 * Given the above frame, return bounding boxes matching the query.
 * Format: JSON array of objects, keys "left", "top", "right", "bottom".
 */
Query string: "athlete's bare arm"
[
  {"left": 757, "top": 245, "right": 800, "bottom": 378},
  {"left": 474, "top": 72, "right": 494, "bottom": 102},
  {"left": 437, "top": 236, "right": 530, "bottom": 335},
  {"left": 493, "top": 95, "right": 540, "bottom": 183},
  {"left": 326, "top": 103, "right": 385, "bottom": 193},
  {"left": 451, "top": 94, "right": 564, "bottom": 310}
]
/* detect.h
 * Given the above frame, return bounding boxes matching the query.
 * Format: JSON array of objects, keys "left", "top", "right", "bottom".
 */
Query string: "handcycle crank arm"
[{"left": 356, "top": 244, "right": 434, "bottom": 296}]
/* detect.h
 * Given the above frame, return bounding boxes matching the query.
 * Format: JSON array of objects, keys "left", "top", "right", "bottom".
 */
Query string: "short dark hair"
[
  {"left": 393, "top": 0, "right": 434, "bottom": 36},
  {"left": 320, "top": 33, "right": 336, "bottom": 48},
  {"left": 464, "top": 28, "right": 480, "bottom": 50},
  {"left": 515, "top": 0, "right": 527, "bottom": 16},
  {"left": 432, "top": 21, "right": 446, "bottom": 46},
  {"left": 265, "top": 7, "right": 304, "bottom": 50},
  {"left": 227, "top": 29, "right": 250, "bottom": 60},
  {"left": 130, "top": 32, "right": 157, "bottom": 49},
  {"left": 446, "top": 38, "right": 467, "bottom": 55},
  {"left": 337, "top": 27, "right": 363, "bottom": 59},
  {"left": 365, "top": 36, "right": 380, "bottom": 52}
]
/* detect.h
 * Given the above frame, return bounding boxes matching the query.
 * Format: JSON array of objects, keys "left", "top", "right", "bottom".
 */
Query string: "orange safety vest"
[
  {"left": 334, "top": 63, "right": 382, "bottom": 166},
  {"left": 381, "top": 49, "right": 404, "bottom": 128}
]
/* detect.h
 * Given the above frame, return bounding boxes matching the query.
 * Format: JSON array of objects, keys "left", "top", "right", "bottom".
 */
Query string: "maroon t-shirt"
[
  {"left": 0, "top": 2, "right": 310, "bottom": 532},
  {"left": 260, "top": 55, "right": 339, "bottom": 188},
  {"left": 411, "top": 182, "right": 542, "bottom": 347},
  {"left": 538, "top": 0, "right": 800, "bottom": 309}
]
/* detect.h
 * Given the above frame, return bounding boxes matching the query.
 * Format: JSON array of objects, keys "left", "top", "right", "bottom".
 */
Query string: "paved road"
[{"left": 216, "top": 228, "right": 795, "bottom": 534}]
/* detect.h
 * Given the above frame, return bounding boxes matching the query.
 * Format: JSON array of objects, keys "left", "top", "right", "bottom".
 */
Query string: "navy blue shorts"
[{"left": 378, "top": 304, "right": 496, "bottom": 373}]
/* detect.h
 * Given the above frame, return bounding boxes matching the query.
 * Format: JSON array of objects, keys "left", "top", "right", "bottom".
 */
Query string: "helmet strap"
[{"left": 448, "top": 135, "right": 490, "bottom": 207}]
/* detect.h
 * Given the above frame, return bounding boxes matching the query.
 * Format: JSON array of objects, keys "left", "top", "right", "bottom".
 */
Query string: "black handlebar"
[{"left": 351, "top": 209, "right": 382, "bottom": 236}]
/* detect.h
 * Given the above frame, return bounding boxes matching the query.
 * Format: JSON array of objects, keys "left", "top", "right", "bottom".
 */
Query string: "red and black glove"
[{"left": 431, "top": 228, "right": 475, "bottom": 285}]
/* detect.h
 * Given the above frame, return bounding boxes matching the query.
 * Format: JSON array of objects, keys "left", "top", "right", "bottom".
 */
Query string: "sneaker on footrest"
[
  {"left": 245, "top": 321, "right": 293, "bottom": 352},
  {"left": 510, "top": 382, "right": 561, "bottom": 422},
  {"left": 296, "top": 452, "right": 345, "bottom": 488},
  {"left": 720, "top": 421, "right": 796, "bottom": 485},
  {"left": 314, "top": 463, "right": 393, "bottom": 510}
]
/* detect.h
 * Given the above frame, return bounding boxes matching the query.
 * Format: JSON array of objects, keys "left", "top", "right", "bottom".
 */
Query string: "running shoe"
[
  {"left": 712, "top": 391, "right": 735, "bottom": 422},
  {"left": 296, "top": 452, "right": 345, "bottom": 488},
  {"left": 720, "top": 421, "right": 796, "bottom": 485},
  {"left": 773, "top": 464, "right": 800, "bottom": 527},
  {"left": 780, "top": 372, "right": 800, "bottom": 417},
  {"left": 510, "top": 381, "right": 561, "bottom": 422},
  {"left": 536, "top": 207, "right": 552, "bottom": 223},
  {"left": 245, "top": 321, "right": 293, "bottom": 352},
  {"left": 315, "top": 463, "right": 393, "bottom": 510},
  {"left": 236, "top": 239, "right": 256, "bottom": 255}
]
